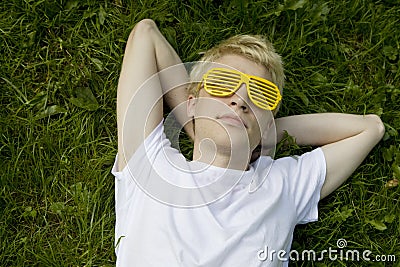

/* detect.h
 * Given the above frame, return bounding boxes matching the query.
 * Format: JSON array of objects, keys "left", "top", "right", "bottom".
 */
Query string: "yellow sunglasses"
[{"left": 198, "top": 67, "right": 282, "bottom": 110}]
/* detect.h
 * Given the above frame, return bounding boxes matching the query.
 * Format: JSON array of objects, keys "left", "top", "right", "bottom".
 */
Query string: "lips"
[{"left": 218, "top": 113, "right": 248, "bottom": 128}]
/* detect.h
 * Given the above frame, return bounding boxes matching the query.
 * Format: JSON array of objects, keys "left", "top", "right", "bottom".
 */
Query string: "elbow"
[
  {"left": 366, "top": 114, "right": 385, "bottom": 142},
  {"left": 135, "top": 18, "right": 157, "bottom": 30},
  {"left": 130, "top": 19, "right": 157, "bottom": 35},
  {"left": 126, "top": 19, "right": 157, "bottom": 43}
]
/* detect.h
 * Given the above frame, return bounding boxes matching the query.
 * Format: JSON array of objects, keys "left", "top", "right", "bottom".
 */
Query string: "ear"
[{"left": 187, "top": 94, "right": 197, "bottom": 117}]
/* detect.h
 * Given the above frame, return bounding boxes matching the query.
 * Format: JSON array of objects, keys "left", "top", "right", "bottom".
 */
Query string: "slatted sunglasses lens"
[
  {"left": 248, "top": 78, "right": 280, "bottom": 110},
  {"left": 204, "top": 69, "right": 241, "bottom": 96}
]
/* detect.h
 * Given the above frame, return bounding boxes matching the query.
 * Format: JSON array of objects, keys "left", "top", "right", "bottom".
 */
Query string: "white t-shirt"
[{"left": 111, "top": 120, "right": 326, "bottom": 267}]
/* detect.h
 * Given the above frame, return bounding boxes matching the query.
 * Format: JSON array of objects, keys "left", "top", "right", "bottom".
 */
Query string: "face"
[{"left": 187, "top": 54, "right": 275, "bottom": 153}]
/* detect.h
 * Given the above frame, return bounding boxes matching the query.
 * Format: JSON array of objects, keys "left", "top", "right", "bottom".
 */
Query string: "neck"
[{"left": 192, "top": 138, "right": 251, "bottom": 171}]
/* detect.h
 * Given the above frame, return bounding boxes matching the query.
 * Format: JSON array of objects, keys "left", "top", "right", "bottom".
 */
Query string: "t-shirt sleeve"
[
  {"left": 111, "top": 119, "right": 166, "bottom": 179},
  {"left": 111, "top": 120, "right": 166, "bottom": 207},
  {"left": 287, "top": 147, "right": 326, "bottom": 224}
]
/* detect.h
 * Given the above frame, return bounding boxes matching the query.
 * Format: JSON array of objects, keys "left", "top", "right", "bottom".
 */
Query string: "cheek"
[
  {"left": 252, "top": 109, "right": 273, "bottom": 129},
  {"left": 248, "top": 126, "right": 262, "bottom": 149},
  {"left": 248, "top": 111, "right": 274, "bottom": 144},
  {"left": 193, "top": 96, "right": 230, "bottom": 116}
]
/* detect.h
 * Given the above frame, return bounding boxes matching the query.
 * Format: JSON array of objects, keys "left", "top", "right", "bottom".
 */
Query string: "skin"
[
  {"left": 187, "top": 54, "right": 274, "bottom": 170},
  {"left": 117, "top": 19, "right": 385, "bottom": 200}
]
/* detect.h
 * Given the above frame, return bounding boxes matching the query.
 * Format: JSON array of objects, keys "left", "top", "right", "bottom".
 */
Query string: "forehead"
[{"left": 214, "top": 54, "right": 272, "bottom": 81}]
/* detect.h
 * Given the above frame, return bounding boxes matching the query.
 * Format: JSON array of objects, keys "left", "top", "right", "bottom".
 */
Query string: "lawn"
[{"left": 1, "top": 0, "right": 399, "bottom": 266}]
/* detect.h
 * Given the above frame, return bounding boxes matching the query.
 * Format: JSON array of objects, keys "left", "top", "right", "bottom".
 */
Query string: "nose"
[{"left": 229, "top": 83, "right": 249, "bottom": 112}]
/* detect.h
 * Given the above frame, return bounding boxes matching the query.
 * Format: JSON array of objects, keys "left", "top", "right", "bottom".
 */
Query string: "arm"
[
  {"left": 274, "top": 113, "right": 385, "bottom": 199},
  {"left": 117, "top": 19, "right": 192, "bottom": 171}
]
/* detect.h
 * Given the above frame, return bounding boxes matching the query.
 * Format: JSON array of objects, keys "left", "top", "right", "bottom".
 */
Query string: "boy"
[{"left": 112, "top": 19, "right": 385, "bottom": 266}]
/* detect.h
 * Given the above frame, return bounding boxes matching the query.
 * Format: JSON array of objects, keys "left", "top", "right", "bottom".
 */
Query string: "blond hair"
[{"left": 187, "top": 35, "right": 285, "bottom": 98}]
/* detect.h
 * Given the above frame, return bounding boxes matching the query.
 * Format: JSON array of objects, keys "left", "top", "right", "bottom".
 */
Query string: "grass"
[{"left": 1, "top": 0, "right": 399, "bottom": 266}]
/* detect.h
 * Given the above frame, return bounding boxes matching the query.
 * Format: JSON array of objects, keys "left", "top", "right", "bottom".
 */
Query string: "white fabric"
[{"left": 112, "top": 120, "right": 326, "bottom": 267}]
